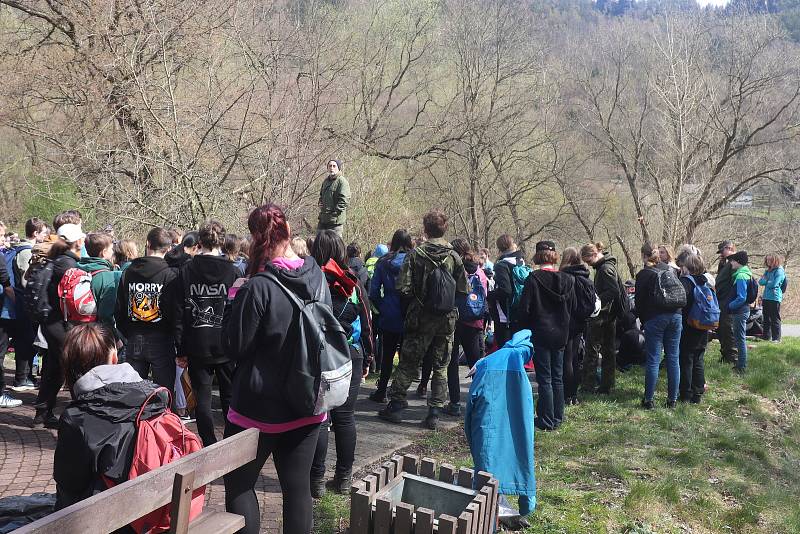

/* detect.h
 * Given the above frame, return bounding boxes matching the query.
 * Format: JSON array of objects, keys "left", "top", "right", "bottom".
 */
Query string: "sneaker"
[
  {"left": 368, "top": 390, "right": 388, "bottom": 403},
  {"left": 690, "top": 395, "right": 702, "bottom": 404},
  {"left": 326, "top": 471, "right": 353, "bottom": 495},
  {"left": 665, "top": 400, "right": 676, "bottom": 409},
  {"left": 443, "top": 403, "right": 461, "bottom": 416},
  {"left": 311, "top": 477, "right": 326, "bottom": 499},
  {"left": 378, "top": 400, "right": 408, "bottom": 423},
  {"left": 640, "top": 399, "right": 655, "bottom": 410},
  {"left": 422, "top": 407, "right": 440, "bottom": 430},
  {"left": 44, "top": 412, "right": 59, "bottom": 429},
  {"left": 0, "top": 393, "right": 22, "bottom": 408},
  {"left": 10, "top": 379, "right": 37, "bottom": 392},
  {"left": 179, "top": 413, "right": 196, "bottom": 424}
]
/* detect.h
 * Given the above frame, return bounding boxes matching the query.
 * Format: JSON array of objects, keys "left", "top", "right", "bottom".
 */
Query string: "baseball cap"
[
  {"left": 57, "top": 223, "right": 86, "bottom": 243},
  {"left": 535, "top": 240, "right": 557, "bottom": 252}
]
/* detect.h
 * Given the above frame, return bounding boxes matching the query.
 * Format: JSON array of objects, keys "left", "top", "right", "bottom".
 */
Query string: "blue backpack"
[
  {"left": 1, "top": 245, "right": 32, "bottom": 320},
  {"left": 458, "top": 272, "right": 486, "bottom": 321},
  {"left": 683, "top": 276, "right": 720, "bottom": 331}
]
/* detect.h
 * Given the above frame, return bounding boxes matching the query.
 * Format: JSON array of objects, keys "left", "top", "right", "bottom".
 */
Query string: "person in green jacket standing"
[
  {"left": 77, "top": 232, "right": 120, "bottom": 332},
  {"left": 318, "top": 159, "right": 350, "bottom": 236}
]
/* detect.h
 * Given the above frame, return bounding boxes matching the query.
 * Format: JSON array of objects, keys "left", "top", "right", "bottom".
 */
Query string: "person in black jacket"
[
  {"left": 55, "top": 322, "right": 168, "bottom": 511},
  {"left": 559, "top": 247, "right": 598, "bottom": 405},
  {"left": 34, "top": 222, "right": 85, "bottom": 427},
  {"left": 173, "top": 220, "right": 238, "bottom": 446},
  {"left": 520, "top": 241, "right": 575, "bottom": 431},
  {"left": 164, "top": 231, "right": 200, "bottom": 269},
  {"left": 309, "top": 230, "right": 374, "bottom": 498},
  {"left": 678, "top": 254, "right": 710, "bottom": 404},
  {"left": 223, "top": 203, "right": 329, "bottom": 534},
  {"left": 580, "top": 242, "right": 625, "bottom": 394},
  {"left": 114, "top": 227, "right": 178, "bottom": 392},
  {"left": 489, "top": 234, "right": 527, "bottom": 347},
  {"left": 0, "top": 248, "right": 19, "bottom": 408},
  {"left": 635, "top": 243, "right": 683, "bottom": 409}
]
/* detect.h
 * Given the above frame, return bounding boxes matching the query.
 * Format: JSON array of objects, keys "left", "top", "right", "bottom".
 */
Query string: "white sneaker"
[{"left": 0, "top": 393, "right": 23, "bottom": 408}]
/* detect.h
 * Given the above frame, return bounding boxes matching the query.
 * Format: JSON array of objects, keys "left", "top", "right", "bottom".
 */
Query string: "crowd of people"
[{"left": 0, "top": 160, "right": 787, "bottom": 533}]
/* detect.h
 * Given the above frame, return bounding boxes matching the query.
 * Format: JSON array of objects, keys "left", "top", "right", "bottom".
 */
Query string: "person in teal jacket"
[
  {"left": 465, "top": 329, "right": 535, "bottom": 524},
  {"left": 759, "top": 253, "right": 785, "bottom": 343},
  {"left": 727, "top": 251, "right": 753, "bottom": 373},
  {"left": 77, "top": 233, "right": 120, "bottom": 331}
]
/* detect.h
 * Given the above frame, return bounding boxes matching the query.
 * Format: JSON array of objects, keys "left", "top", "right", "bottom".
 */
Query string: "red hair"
[{"left": 247, "top": 203, "right": 290, "bottom": 277}]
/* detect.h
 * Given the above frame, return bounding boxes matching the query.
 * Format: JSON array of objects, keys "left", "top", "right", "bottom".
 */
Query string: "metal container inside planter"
[{"left": 349, "top": 454, "right": 499, "bottom": 534}]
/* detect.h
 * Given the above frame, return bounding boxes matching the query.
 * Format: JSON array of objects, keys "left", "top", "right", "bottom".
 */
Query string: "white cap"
[{"left": 57, "top": 223, "right": 86, "bottom": 243}]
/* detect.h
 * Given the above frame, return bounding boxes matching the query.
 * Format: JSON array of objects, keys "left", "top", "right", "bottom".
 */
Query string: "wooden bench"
[{"left": 14, "top": 427, "right": 259, "bottom": 534}]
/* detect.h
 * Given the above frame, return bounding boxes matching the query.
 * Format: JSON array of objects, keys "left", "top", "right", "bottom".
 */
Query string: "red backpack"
[
  {"left": 57, "top": 267, "right": 107, "bottom": 323},
  {"left": 107, "top": 388, "right": 205, "bottom": 533}
]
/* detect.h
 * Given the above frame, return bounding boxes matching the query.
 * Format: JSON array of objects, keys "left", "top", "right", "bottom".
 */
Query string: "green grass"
[{"left": 314, "top": 339, "right": 800, "bottom": 533}]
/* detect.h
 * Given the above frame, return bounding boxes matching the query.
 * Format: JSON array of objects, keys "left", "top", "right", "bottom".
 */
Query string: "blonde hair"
[
  {"left": 560, "top": 247, "right": 582, "bottom": 269},
  {"left": 580, "top": 242, "right": 604, "bottom": 262},
  {"left": 684, "top": 254, "right": 706, "bottom": 276},
  {"left": 658, "top": 244, "right": 675, "bottom": 263},
  {"left": 113, "top": 239, "right": 139, "bottom": 265},
  {"left": 291, "top": 237, "right": 309, "bottom": 258},
  {"left": 764, "top": 253, "right": 784, "bottom": 270}
]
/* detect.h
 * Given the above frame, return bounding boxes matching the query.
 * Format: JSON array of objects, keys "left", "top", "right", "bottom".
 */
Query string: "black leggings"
[
  {"left": 375, "top": 331, "right": 403, "bottom": 394},
  {"left": 36, "top": 320, "right": 68, "bottom": 412},
  {"left": 447, "top": 323, "right": 483, "bottom": 404},
  {"left": 563, "top": 334, "right": 583, "bottom": 399},
  {"left": 311, "top": 355, "right": 363, "bottom": 480},
  {"left": 187, "top": 361, "right": 234, "bottom": 446},
  {"left": 762, "top": 300, "right": 781, "bottom": 341},
  {"left": 223, "top": 421, "right": 321, "bottom": 534}
]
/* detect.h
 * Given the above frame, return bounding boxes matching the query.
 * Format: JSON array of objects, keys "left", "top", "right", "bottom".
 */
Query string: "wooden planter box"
[{"left": 349, "top": 454, "right": 499, "bottom": 534}]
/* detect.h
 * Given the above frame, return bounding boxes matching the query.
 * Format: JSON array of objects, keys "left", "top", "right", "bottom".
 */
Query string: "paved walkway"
[{"left": 0, "top": 356, "right": 465, "bottom": 532}]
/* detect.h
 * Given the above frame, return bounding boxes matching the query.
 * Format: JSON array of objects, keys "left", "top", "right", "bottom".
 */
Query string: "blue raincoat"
[{"left": 465, "top": 329, "right": 536, "bottom": 515}]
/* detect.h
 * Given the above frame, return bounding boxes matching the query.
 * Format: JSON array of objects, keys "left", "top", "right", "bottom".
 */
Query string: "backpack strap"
[
  {"left": 258, "top": 270, "right": 324, "bottom": 309},
  {"left": 136, "top": 387, "right": 172, "bottom": 425}
]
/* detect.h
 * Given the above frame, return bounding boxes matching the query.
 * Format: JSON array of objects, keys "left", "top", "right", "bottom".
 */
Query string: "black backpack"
[
  {"left": 416, "top": 248, "right": 457, "bottom": 314},
  {"left": 746, "top": 277, "right": 758, "bottom": 305},
  {"left": 649, "top": 267, "right": 687, "bottom": 310},
  {"left": 573, "top": 276, "right": 598, "bottom": 322},
  {"left": 258, "top": 271, "right": 352, "bottom": 417},
  {"left": 24, "top": 259, "right": 55, "bottom": 323}
]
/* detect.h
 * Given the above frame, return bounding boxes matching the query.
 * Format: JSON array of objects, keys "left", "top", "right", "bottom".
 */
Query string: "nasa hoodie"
[
  {"left": 114, "top": 255, "right": 177, "bottom": 340},
  {"left": 173, "top": 254, "right": 238, "bottom": 365}
]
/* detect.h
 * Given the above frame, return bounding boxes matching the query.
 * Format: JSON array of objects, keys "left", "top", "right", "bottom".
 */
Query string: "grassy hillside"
[{"left": 315, "top": 339, "right": 800, "bottom": 533}]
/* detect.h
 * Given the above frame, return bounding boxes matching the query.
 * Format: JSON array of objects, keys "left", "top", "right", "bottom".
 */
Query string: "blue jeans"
[
  {"left": 533, "top": 345, "right": 565, "bottom": 430},
  {"left": 643, "top": 312, "right": 682, "bottom": 402},
  {"left": 731, "top": 307, "right": 749, "bottom": 369}
]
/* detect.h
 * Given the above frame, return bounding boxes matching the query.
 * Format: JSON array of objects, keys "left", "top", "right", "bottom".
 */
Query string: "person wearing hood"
[
  {"left": 114, "top": 227, "right": 178, "bottom": 392},
  {"left": 635, "top": 243, "right": 684, "bottom": 409},
  {"left": 77, "top": 232, "right": 120, "bottom": 332},
  {"left": 727, "top": 251, "right": 753, "bottom": 373},
  {"left": 368, "top": 230, "right": 413, "bottom": 403},
  {"left": 346, "top": 242, "right": 369, "bottom": 287},
  {"left": 445, "top": 238, "right": 488, "bottom": 417},
  {"left": 365, "top": 243, "right": 388, "bottom": 282},
  {"left": 309, "top": 230, "right": 373, "bottom": 498},
  {"left": 559, "top": 247, "right": 599, "bottom": 405},
  {"left": 520, "top": 241, "right": 575, "bottom": 431},
  {"left": 489, "top": 234, "right": 527, "bottom": 347},
  {"left": 34, "top": 222, "right": 85, "bottom": 427},
  {"left": 222, "top": 203, "right": 329, "bottom": 534},
  {"left": 317, "top": 159, "right": 350, "bottom": 236},
  {"left": 173, "top": 220, "right": 238, "bottom": 446},
  {"left": 54, "top": 322, "right": 169, "bottom": 510},
  {"left": 165, "top": 231, "right": 200, "bottom": 269},
  {"left": 378, "top": 210, "right": 469, "bottom": 430},
  {"left": 579, "top": 242, "right": 626, "bottom": 394}
]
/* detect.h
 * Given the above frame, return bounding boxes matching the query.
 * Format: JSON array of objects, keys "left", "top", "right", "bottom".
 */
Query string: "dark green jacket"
[
  {"left": 318, "top": 174, "right": 351, "bottom": 226},
  {"left": 716, "top": 260, "right": 734, "bottom": 305},
  {"left": 77, "top": 257, "right": 120, "bottom": 329},
  {"left": 593, "top": 255, "right": 623, "bottom": 313},
  {"left": 397, "top": 238, "right": 469, "bottom": 326}
]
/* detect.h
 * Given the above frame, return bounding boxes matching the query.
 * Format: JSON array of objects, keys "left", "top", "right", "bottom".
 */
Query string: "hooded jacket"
[
  {"left": 76, "top": 257, "right": 119, "bottom": 330},
  {"left": 347, "top": 256, "right": 369, "bottom": 287},
  {"left": 490, "top": 250, "right": 526, "bottom": 323},
  {"left": 592, "top": 255, "right": 624, "bottom": 316},
  {"left": 174, "top": 254, "right": 238, "bottom": 365},
  {"left": 465, "top": 330, "right": 535, "bottom": 511},
  {"left": 715, "top": 260, "right": 735, "bottom": 306},
  {"left": 322, "top": 260, "right": 374, "bottom": 370},
  {"left": 397, "top": 238, "right": 469, "bottom": 327},
  {"left": 520, "top": 268, "right": 575, "bottom": 349},
  {"left": 165, "top": 247, "right": 192, "bottom": 270},
  {"left": 759, "top": 266, "right": 785, "bottom": 303},
  {"left": 45, "top": 250, "right": 80, "bottom": 326},
  {"left": 114, "top": 256, "right": 177, "bottom": 339},
  {"left": 369, "top": 251, "right": 407, "bottom": 333},
  {"left": 635, "top": 262, "right": 681, "bottom": 324},
  {"left": 729, "top": 265, "right": 754, "bottom": 312},
  {"left": 224, "top": 256, "right": 332, "bottom": 429},
  {"left": 318, "top": 174, "right": 351, "bottom": 226},
  {"left": 560, "top": 263, "right": 595, "bottom": 335},
  {"left": 54, "top": 363, "right": 167, "bottom": 510}
]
